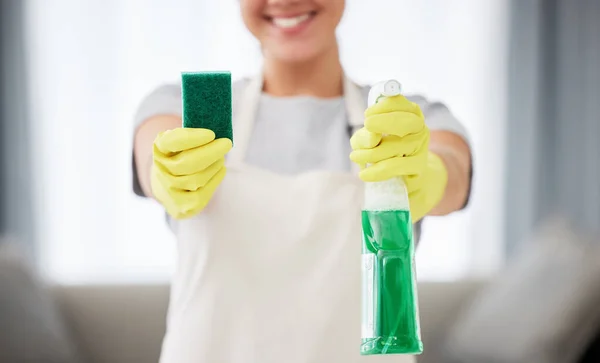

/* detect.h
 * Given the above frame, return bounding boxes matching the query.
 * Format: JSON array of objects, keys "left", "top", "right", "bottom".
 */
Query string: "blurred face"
[{"left": 241, "top": 0, "right": 345, "bottom": 63}]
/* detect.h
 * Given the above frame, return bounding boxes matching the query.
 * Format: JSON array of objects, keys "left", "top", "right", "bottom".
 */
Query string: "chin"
[
  {"left": 276, "top": 51, "right": 320, "bottom": 64},
  {"left": 267, "top": 43, "right": 329, "bottom": 64}
]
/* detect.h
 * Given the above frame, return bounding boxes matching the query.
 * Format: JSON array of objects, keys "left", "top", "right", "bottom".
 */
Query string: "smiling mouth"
[{"left": 266, "top": 11, "right": 317, "bottom": 29}]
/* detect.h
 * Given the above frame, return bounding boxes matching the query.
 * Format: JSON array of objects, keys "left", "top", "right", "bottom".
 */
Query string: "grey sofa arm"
[{"left": 52, "top": 281, "right": 486, "bottom": 363}]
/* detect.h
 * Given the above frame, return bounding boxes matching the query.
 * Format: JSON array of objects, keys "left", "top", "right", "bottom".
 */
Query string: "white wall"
[{"left": 25, "top": 0, "right": 508, "bottom": 284}]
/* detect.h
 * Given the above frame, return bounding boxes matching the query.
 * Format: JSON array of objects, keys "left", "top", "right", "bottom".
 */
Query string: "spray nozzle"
[{"left": 368, "top": 80, "right": 402, "bottom": 107}]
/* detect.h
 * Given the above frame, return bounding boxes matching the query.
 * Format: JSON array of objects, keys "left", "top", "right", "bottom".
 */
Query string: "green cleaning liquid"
[{"left": 360, "top": 209, "right": 423, "bottom": 355}]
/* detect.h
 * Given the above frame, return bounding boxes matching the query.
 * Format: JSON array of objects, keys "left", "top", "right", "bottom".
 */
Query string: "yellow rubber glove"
[
  {"left": 151, "top": 128, "right": 232, "bottom": 219},
  {"left": 350, "top": 95, "right": 448, "bottom": 222}
]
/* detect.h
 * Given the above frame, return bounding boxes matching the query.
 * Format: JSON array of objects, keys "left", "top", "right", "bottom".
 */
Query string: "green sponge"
[{"left": 181, "top": 71, "right": 233, "bottom": 142}]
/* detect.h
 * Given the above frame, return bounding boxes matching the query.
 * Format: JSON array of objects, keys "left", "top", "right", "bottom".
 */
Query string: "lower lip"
[{"left": 270, "top": 14, "right": 315, "bottom": 36}]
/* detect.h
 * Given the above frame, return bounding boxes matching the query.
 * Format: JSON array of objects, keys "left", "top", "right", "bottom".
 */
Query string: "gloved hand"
[
  {"left": 350, "top": 95, "right": 448, "bottom": 222},
  {"left": 151, "top": 128, "right": 232, "bottom": 219}
]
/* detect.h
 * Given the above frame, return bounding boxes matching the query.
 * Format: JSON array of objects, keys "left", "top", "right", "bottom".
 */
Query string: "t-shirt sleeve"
[{"left": 131, "top": 84, "right": 182, "bottom": 197}]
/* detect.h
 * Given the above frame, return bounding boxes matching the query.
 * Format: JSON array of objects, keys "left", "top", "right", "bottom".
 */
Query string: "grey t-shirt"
[
  {"left": 245, "top": 93, "right": 353, "bottom": 174},
  {"left": 132, "top": 78, "right": 471, "bottom": 234}
]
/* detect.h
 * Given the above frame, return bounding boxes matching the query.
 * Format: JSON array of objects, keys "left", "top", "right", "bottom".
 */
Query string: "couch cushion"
[
  {"left": 0, "top": 242, "right": 81, "bottom": 363},
  {"left": 444, "top": 217, "right": 600, "bottom": 363}
]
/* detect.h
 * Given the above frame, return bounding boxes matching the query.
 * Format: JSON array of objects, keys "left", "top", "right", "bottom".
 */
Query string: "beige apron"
[{"left": 159, "top": 74, "right": 416, "bottom": 363}]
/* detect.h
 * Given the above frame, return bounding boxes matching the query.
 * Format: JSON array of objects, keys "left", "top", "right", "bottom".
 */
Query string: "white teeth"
[{"left": 272, "top": 14, "right": 311, "bottom": 29}]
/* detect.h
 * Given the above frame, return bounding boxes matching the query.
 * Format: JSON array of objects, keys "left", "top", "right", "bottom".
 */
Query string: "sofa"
[
  {"left": 50, "top": 281, "right": 485, "bottom": 363},
  {"left": 46, "top": 279, "right": 600, "bottom": 363},
  {"left": 2, "top": 215, "right": 600, "bottom": 363}
]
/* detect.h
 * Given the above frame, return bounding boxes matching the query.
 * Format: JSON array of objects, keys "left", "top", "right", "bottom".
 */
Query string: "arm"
[
  {"left": 133, "top": 115, "right": 181, "bottom": 198},
  {"left": 349, "top": 92, "right": 472, "bottom": 222},
  {"left": 428, "top": 130, "right": 472, "bottom": 216}
]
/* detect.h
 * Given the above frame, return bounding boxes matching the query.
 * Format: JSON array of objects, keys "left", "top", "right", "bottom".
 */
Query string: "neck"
[{"left": 262, "top": 43, "right": 343, "bottom": 98}]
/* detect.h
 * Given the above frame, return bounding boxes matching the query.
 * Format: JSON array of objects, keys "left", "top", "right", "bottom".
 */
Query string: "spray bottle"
[{"left": 360, "top": 80, "right": 423, "bottom": 355}]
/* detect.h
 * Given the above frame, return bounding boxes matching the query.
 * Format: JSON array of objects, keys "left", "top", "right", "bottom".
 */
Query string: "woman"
[{"left": 132, "top": 0, "right": 472, "bottom": 362}]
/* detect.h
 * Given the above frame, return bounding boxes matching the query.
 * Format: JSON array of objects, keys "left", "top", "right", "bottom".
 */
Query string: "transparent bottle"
[{"left": 360, "top": 80, "right": 423, "bottom": 355}]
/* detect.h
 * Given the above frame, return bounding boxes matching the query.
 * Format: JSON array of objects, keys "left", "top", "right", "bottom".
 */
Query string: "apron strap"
[
  {"left": 342, "top": 76, "right": 367, "bottom": 175},
  {"left": 343, "top": 76, "right": 367, "bottom": 134},
  {"left": 227, "top": 74, "right": 263, "bottom": 165}
]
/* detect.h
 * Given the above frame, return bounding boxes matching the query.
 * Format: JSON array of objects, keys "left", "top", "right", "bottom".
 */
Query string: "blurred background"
[{"left": 1, "top": 1, "right": 599, "bottom": 363}]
